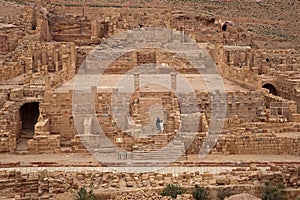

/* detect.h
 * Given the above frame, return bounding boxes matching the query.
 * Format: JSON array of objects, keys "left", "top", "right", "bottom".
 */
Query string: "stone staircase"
[{"left": 132, "top": 139, "right": 184, "bottom": 162}]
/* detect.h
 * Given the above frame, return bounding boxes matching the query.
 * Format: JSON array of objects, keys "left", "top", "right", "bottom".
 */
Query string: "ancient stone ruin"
[{"left": 0, "top": 0, "right": 299, "bottom": 199}]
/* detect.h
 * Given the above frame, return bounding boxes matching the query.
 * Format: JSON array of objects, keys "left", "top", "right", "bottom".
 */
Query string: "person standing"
[{"left": 160, "top": 120, "right": 164, "bottom": 132}]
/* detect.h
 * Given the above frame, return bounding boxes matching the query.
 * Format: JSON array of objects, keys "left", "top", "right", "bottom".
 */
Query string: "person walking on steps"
[{"left": 160, "top": 120, "right": 164, "bottom": 132}]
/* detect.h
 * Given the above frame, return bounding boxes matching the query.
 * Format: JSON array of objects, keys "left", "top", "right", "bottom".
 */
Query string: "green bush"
[
  {"left": 217, "top": 187, "right": 236, "bottom": 200},
  {"left": 193, "top": 185, "right": 207, "bottom": 200},
  {"left": 74, "top": 187, "right": 98, "bottom": 200},
  {"left": 261, "top": 181, "right": 284, "bottom": 200},
  {"left": 161, "top": 184, "right": 186, "bottom": 198}
]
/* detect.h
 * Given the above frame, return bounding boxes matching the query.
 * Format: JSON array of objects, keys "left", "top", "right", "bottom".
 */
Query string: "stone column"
[
  {"left": 171, "top": 72, "right": 177, "bottom": 91},
  {"left": 70, "top": 43, "right": 77, "bottom": 76},
  {"left": 249, "top": 49, "right": 254, "bottom": 70},
  {"left": 53, "top": 49, "right": 59, "bottom": 71},
  {"left": 134, "top": 72, "right": 140, "bottom": 91},
  {"left": 45, "top": 74, "right": 51, "bottom": 91},
  {"left": 0, "top": 61, "right": 3, "bottom": 83},
  {"left": 180, "top": 29, "right": 185, "bottom": 43},
  {"left": 245, "top": 51, "right": 249, "bottom": 67},
  {"left": 61, "top": 44, "right": 68, "bottom": 71},
  {"left": 42, "top": 49, "right": 47, "bottom": 65},
  {"left": 91, "top": 20, "right": 98, "bottom": 39},
  {"left": 215, "top": 42, "right": 223, "bottom": 65},
  {"left": 37, "top": 59, "right": 42, "bottom": 72},
  {"left": 228, "top": 51, "right": 234, "bottom": 67}
]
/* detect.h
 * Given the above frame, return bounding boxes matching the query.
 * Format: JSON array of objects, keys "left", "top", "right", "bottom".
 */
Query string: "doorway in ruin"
[
  {"left": 17, "top": 102, "right": 39, "bottom": 151},
  {"left": 263, "top": 83, "right": 277, "bottom": 96}
]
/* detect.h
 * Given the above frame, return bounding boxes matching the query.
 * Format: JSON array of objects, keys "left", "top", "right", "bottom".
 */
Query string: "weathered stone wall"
[
  {"left": 27, "top": 119, "right": 61, "bottom": 153},
  {"left": 262, "top": 72, "right": 300, "bottom": 113},
  {"left": 0, "top": 164, "right": 299, "bottom": 199},
  {"left": 0, "top": 101, "right": 24, "bottom": 153},
  {"left": 216, "top": 133, "right": 300, "bottom": 155},
  {"left": 264, "top": 91, "right": 300, "bottom": 122},
  {"left": 0, "top": 28, "right": 25, "bottom": 55},
  {"left": 197, "top": 90, "right": 265, "bottom": 123},
  {"left": 256, "top": 49, "right": 300, "bottom": 74},
  {"left": 0, "top": 41, "right": 76, "bottom": 85},
  {"left": 216, "top": 46, "right": 262, "bottom": 91},
  {"left": 216, "top": 44, "right": 300, "bottom": 114},
  {"left": 0, "top": 40, "right": 76, "bottom": 153}
]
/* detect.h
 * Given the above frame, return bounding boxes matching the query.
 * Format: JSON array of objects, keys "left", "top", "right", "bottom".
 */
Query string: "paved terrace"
[{"left": 0, "top": 153, "right": 298, "bottom": 173}]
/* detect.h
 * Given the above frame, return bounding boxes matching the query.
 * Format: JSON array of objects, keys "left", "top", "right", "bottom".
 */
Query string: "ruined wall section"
[
  {"left": 0, "top": 26, "right": 25, "bottom": 56},
  {"left": 47, "top": 88, "right": 266, "bottom": 152},
  {"left": 49, "top": 14, "right": 92, "bottom": 42},
  {"left": 255, "top": 49, "right": 300, "bottom": 75},
  {"left": 261, "top": 72, "right": 300, "bottom": 114},
  {"left": 0, "top": 99, "right": 40, "bottom": 153},
  {"left": 29, "top": 42, "right": 76, "bottom": 81},
  {"left": 216, "top": 133, "right": 300, "bottom": 156},
  {"left": 217, "top": 46, "right": 300, "bottom": 102},
  {"left": 264, "top": 90, "right": 300, "bottom": 122},
  {"left": 0, "top": 165, "right": 299, "bottom": 199},
  {"left": 27, "top": 118, "right": 61, "bottom": 154},
  {"left": 195, "top": 90, "right": 265, "bottom": 124},
  {"left": 49, "top": 1, "right": 252, "bottom": 47},
  {"left": 214, "top": 44, "right": 262, "bottom": 91},
  {"left": 0, "top": 40, "right": 76, "bottom": 153},
  {"left": 0, "top": 4, "right": 54, "bottom": 84},
  {"left": 0, "top": 0, "right": 27, "bottom": 55}
]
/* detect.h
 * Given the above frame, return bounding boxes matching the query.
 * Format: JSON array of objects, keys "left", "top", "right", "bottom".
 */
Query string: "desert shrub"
[
  {"left": 193, "top": 185, "right": 207, "bottom": 200},
  {"left": 261, "top": 181, "right": 284, "bottom": 200},
  {"left": 74, "top": 187, "right": 98, "bottom": 200},
  {"left": 161, "top": 184, "right": 186, "bottom": 198}
]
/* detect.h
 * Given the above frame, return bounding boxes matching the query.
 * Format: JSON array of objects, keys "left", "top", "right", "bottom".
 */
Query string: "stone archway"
[
  {"left": 263, "top": 83, "right": 277, "bottom": 96},
  {"left": 17, "top": 102, "right": 39, "bottom": 151}
]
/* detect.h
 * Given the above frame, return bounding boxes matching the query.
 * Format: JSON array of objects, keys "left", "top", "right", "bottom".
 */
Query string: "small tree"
[
  {"left": 193, "top": 185, "right": 207, "bottom": 200},
  {"left": 74, "top": 187, "right": 98, "bottom": 200},
  {"left": 161, "top": 184, "right": 186, "bottom": 198},
  {"left": 261, "top": 181, "right": 284, "bottom": 200}
]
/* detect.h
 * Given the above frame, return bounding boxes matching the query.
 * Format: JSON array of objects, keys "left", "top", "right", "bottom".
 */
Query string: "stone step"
[
  {"left": 61, "top": 147, "right": 72, "bottom": 153},
  {"left": 132, "top": 151, "right": 183, "bottom": 161},
  {"left": 19, "top": 131, "right": 34, "bottom": 139},
  {"left": 95, "top": 146, "right": 116, "bottom": 153},
  {"left": 15, "top": 150, "right": 29, "bottom": 155},
  {"left": 132, "top": 142, "right": 184, "bottom": 160},
  {"left": 60, "top": 141, "right": 71, "bottom": 147}
]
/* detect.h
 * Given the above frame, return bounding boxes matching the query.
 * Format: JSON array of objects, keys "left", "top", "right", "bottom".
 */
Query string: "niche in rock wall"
[
  {"left": 31, "top": 8, "right": 37, "bottom": 30},
  {"left": 20, "top": 102, "right": 39, "bottom": 131},
  {"left": 263, "top": 83, "right": 277, "bottom": 96}
]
